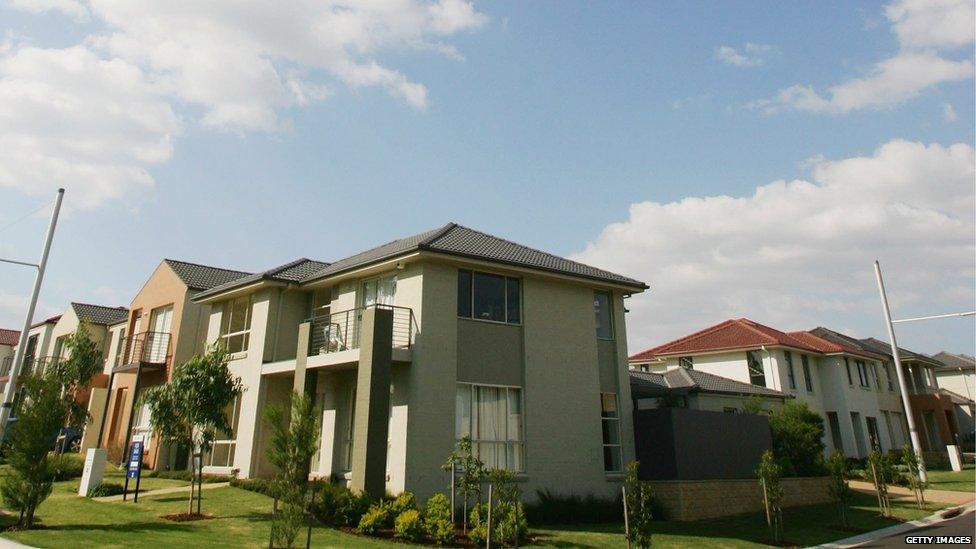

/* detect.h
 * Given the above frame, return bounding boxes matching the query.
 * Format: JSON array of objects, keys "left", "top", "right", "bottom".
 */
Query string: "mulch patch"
[{"left": 160, "top": 512, "right": 216, "bottom": 522}]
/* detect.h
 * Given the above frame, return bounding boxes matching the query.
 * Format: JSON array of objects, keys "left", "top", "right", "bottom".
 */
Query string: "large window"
[
  {"left": 204, "top": 397, "right": 242, "bottom": 468},
  {"left": 594, "top": 291, "right": 614, "bottom": 340},
  {"left": 884, "top": 363, "right": 894, "bottom": 391},
  {"left": 785, "top": 352, "right": 796, "bottom": 390},
  {"left": 601, "top": 393, "right": 623, "bottom": 472},
  {"left": 341, "top": 385, "right": 357, "bottom": 472},
  {"left": 844, "top": 358, "right": 853, "bottom": 385},
  {"left": 219, "top": 295, "right": 252, "bottom": 354},
  {"left": 747, "top": 351, "right": 766, "bottom": 387},
  {"left": 456, "top": 384, "right": 523, "bottom": 471},
  {"left": 801, "top": 354, "right": 813, "bottom": 392},
  {"left": 678, "top": 356, "right": 694, "bottom": 370},
  {"left": 457, "top": 270, "right": 520, "bottom": 324},
  {"left": 855, "top": 360, "right": 869, "bottom": 388}
]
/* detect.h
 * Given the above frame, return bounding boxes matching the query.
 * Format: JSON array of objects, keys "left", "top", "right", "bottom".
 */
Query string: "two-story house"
[
  {"left": 932, "top": 351, "right": 975, "bottom": 442},
  {"left": 629, "top": 318, "right": 919, "bottom": 459},
  {"left": 191, "top": 223, "right": 647, "bottom": 501}
]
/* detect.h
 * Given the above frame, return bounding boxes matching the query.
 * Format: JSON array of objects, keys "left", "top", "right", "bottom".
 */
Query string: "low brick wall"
[{"left": 648, "top": 477, "right": 831, "bottom": 521}]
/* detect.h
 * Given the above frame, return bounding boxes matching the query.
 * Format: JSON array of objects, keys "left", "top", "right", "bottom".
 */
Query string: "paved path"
[
  {"left": 849, "top": 480, "right": 975, "bottom": 506},
  {"left": 92, "top": 481, "right": 230, "bottom": 502}
]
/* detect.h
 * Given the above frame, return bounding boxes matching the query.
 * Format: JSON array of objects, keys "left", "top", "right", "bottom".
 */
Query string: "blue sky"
[{"left": 1, "top": 1, "right": 973, "bottom": 355}]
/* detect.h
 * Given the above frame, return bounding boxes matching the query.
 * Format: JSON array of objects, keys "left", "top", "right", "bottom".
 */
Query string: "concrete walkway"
[
  {"left": 92, "top": 481, "right": 230, "bottom": 502},
  {"left": 849, "top": 480, "right": 976, "bottom": 506}
]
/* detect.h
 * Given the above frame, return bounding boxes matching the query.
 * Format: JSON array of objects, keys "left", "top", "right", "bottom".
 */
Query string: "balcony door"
[
  {"left": 361, "top": 276, "right": 396, "bottom": 308},
  {"left": 146, "top": 305, "right": 173, "bottom": 363}
]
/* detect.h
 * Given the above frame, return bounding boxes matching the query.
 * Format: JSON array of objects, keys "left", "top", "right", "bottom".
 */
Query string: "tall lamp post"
[
  {"left": 874, "top": 260, "right": 976, "bottom": 484},
  {"left": 0, "top": 188, "right": 65, "bottom": 440}
]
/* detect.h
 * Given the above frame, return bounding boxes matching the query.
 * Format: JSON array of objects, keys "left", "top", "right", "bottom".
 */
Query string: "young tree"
[
  {"left": 1, "top": 323, "right": 101, "bottom": 527},
  {"left": 757, "top": 450, "right": 784, "bottom": 544},
  {"left": 826, "top": 451, "right": 852, "bottom": 528},
  {"left": 901, "top": 445, "right": 926, "bottom": 509},
  {"left": 442, "top": 435, "right": 484, "bottom": 534},
  {"left": 867, "top": 450, "right": 892, "bottom": 517},
  {"left": 265, "top": 391, "right": 320, "bottom": 548},
  {"left": 623, "top": 461, "right": 653, "bottom": 548},
  {"left": 141, "top": 347, "right": 243, "bottom": 517},
  {"left": 767, "top": 401, "right": 826, "bottom": 477}
]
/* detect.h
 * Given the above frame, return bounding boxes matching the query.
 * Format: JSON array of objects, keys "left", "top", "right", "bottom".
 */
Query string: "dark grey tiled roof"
[
  {"left": 194, "top": 258, "right": 331, "bottom": 299},
  {"left": 305, "top": 223, "right": 647, "bottom": 288},
  {"left": 71, "top": 303, "right": 129, "bottom": 326},
  {"left": 856, "top": 337, "right": 944, "bottom": 367},
  {"left": 933, "top": 352, "right": 975, "bottom": 372},
  {"left": 630, "top": 368, "right": 789, "bottom": 399},
  {"left": 164, "top": 259, "right": 252, "bottom": 291}
]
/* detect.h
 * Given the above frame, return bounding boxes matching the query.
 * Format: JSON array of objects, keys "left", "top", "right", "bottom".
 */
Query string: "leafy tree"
[
  {"left": 1, "top": 324, "right": 101, "bottom": 527},
  {"left": 767, "top": 400, "right": 826, "bottom": 476},
  {"left": 442, "top": 435, "right": 485, "bottom": 534},
  {"left": 826, "top": 451, "right": 852, "bottom": 528},
  {"left": 141, "top": 347, "right": 243, "bottom": 517},
  {"left": 757, "top": 450, "right": 784, "bottom": 544},
  {"left": 265, "top": 391, "right": 319, "bottom": 548},
  {"left": 624, "top": 461, "right": 653, "bottom": 548}
]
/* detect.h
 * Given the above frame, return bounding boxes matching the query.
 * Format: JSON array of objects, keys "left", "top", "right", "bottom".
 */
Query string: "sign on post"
[{"left": 123, "top": 437, "right": 144, "bottom": 502}]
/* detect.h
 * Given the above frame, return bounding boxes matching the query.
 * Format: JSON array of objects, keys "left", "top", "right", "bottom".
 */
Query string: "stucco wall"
[{"left": 688, "top": 352, "right": 751, "bottom": 384}]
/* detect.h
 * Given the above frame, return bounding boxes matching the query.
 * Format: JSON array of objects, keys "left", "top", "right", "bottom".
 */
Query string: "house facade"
[
  {"left": 628, "top": 318, "right": 940, "bottom": 459},
  {"left": 932, "top": 351, "right": 975, "bottom": 444},
  {"left": 97, "top": 259, "right": 250, "bottom": 467},
  {"left": 0, "top": 314, "right": 60, "bottom": 393},
  {"left": 0, "top": 328, "right": 19, "bottom": 383},
  {"left": 191, "top": 223, "right": 646, "bottom": 501}
]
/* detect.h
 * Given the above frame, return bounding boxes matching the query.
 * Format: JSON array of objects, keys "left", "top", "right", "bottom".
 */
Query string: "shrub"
[
  {"left": 51, "top": 453, "right": 86, "bottom": 481},
  {"left": 231, "top": 477, "right": 274, "bottom": 496},
  {"left": 394, "top": 509, "right": 423, "bottom": 542},
  {"left": 525, "top": 489, "right": 622, "bottom": 524},
  {"left": 87, "top": 482, "right": 125, "bottom": 498},
  {"left": 311, "top": 482, "right": 371, "bottom": 527},
  {"left": 391, "top": 491, "right": 417, "bottom": 515},
  {"left": 357, "top": 502, "right": 393, "bottom": 535},
  {"left": 468, "top": 501, "right": 528, "bottom": 547},
  {"left": 424, "top": 493, "right": 456, "bottom": 545},
  {"left": 767, "top": 401, "right": 826, "bottom": 477}
]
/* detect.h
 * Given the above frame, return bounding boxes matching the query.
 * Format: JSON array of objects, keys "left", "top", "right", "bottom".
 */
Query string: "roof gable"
[
  {"left": 194, "top": 257, "right": 331, "bottom": 300},
  {"left": 163, "top": 259, "right": 252, "bottom": 291},
  {"left": 70, "top": 302, "right": 129, "bottom": 326}
]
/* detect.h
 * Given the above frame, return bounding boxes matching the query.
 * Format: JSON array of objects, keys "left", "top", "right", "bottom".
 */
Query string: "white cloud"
[
  {"left": 759, "top": 0, "right": 974, "bottom": 114},
  {"left": 572, "top": 139, "right": 975, "bottom": 353},
  {"left": 716, "top": 43, "right": 776, "bottom": 68},
  {"left": 943, "top": 102, "right": 957, "bottom": 122},
  {"left": 0, "top": 1, "right": 488, "bottom": 207}
]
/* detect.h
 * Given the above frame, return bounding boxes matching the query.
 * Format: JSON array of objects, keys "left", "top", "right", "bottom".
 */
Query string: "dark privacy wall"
[{"left": 633, "top": 408, "right": 772, "bottom": 480}]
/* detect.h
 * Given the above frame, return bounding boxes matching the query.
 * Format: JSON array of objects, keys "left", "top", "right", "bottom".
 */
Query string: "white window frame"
[
  {"left": 455, "top": 382, "right": 525, "bottom": 472},
  {"left": 601, "top": 392, "right": 623, "bottom": 473},
  {"left": 340, "top": 384, "right": 357, "bottom": 472},
  {"left": 801, "top": 354, "right": 814, "bottom": 393},
  {"left": 204, "top": 396, "right": 242, "bottom": 468},
  {"left": 219, "top": 295, "right": 252, "bottom": 355}
]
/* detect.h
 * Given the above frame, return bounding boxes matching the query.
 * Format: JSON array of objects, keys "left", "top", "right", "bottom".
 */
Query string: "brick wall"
[{"left": 648, "top": 476, "right": 831, "bottom": 521}]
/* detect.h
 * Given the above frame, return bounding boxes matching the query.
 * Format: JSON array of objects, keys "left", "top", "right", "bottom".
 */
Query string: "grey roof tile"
[
  {"left": 630, "top": 368, "right": 790, "bottom": 399},
  {"left": 856, "top": 337, "right": 944, "bottom": 367},
  {"left": 933, "top": 352, "right": 975, "bottom": 372},
  {"left": 71, "top": 303, "right": 129, "bottom": 326},
  {"left": 194, "top": 258, "right": 331, "bottom": 299},
  {"left": 164, "top": 259, "right": 252, "bottom": 291}
]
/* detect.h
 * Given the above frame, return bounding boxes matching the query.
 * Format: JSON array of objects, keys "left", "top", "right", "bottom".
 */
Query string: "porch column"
[
  {"left": 293, "top": 322, "right": 312, "bottom": 394},
  {"left": 349, "top": 307, "right": 393, "bottom": 497}
]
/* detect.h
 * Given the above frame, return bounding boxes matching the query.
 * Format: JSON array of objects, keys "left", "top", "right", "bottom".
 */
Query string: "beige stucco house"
[{"left": 191, "top": 223, "right": 647, "bottom": 502}]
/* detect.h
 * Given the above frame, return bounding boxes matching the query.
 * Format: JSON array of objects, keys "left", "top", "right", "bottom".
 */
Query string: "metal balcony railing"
[
  {"left": 308, "top": 304, "right": 416, "bottom": 357},
  {"left": 117, "top": 331, "right": 171, "bottom": 369}
]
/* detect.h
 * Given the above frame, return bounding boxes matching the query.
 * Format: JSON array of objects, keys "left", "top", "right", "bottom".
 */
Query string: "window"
[
  {"left": 601, "top": 393, "right": 623, "bottom": 472},
  {"left": 219, "top": 295, "right": 252, "bottom": 354},
  {"left": 855, "top": 360, "right": 869, "bottom": 388},
  {"left": 114, "top": 327, "right": 126, "bottom": 361},
  {"left": 132, "top": 394, "right": 153, "bottom": 450},
  {"left": 747, "top": 351, "right": 766, "bottom": 387},
  {"left": 678, "top": 356, "right": 694, "bottom": 370},
  {"left": 341, "top": 385, "right": 356, "bottom": 471},
  {"left": 844, "top": 358, "right": 853, "bottom": 385},
  {"left": 870, "top": 363, "right": 881, "bottom": 389},
  {"left": 310, "top": 287, "right": 333, "bottom": 318},
  {"left": 723, "top": 407, "right": 739, "bottom": 414},
  {"left": 785, "top": 352, "right": 796, "bottom": 390},
  {"left": 826, "top": 412, "right": 844, "bottom": 453},
  {"left": 456, "top": 384, "right": 523, "bottom": 471},
  {"left": 884, "top": 363, "right": 894, "bottom": 391},
  {"left": 361, "top": 275, "right": 396, "bottom": 307},
  {"left": 594, "top": 291, "right": 614, "bottom": 339},
  {"left": 924, "top": 367, "right": 936, "bottom": 387},
  {"left": 457, "top": 270, "right": 520, "bottom": 324},
  {"left": 204, "top": 397, "right": 241, "bottom": 468},
  {"left": 801, "top": 354, "right": 813, "bottom": 392}
]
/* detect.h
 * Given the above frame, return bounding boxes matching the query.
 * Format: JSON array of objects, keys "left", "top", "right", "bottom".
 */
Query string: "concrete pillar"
[
  {"left": 349, "top": 307, "right": 393, "bottom": 497},
  {"left": 293, "top": 322, "right": 311, "bottom": 394}
]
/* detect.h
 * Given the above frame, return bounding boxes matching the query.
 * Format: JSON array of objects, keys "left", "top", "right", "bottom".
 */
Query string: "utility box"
[{"left": 78, "top": 448, "right": 107, "bottom": 497}]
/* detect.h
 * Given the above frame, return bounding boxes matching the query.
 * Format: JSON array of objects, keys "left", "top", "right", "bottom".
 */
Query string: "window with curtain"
[
  {"left": 785, "top": 352, "right": 796, "bottom": 390},
  {"left": 601, "top": 393, "right": 622, "bottom": 472},
  {"left": 594, "top": 291, "right": 614, "bottom": 339},
  {"left": 219, "top": 295, "right": 252, "bottom": 354},
  {"left": 455, "top": 384, "right": 523, "bottom": 471},
  {"left": 801, "top": 354, "right": 813, "bottom": 392},
  {"left": 204, "top": 396, "right": 241, "bottom": 468},
  {"left": 457, "top": 270, "right": 520, "bottom": 324},
  {"left": 747, "top": 351, "right": 766, "bottom": 387}
]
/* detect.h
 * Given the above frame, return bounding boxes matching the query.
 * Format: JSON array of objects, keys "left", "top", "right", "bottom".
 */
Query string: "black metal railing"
[
  {"left": 308, "top": 305, "right": 415, "bottom": 357},
  {"left": 117, "top": 331, "right": 171, "bottom": 368}
]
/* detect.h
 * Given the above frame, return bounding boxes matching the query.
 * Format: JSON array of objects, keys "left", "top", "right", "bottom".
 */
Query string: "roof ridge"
[
  {"left": 417, "top": 223, "right": 458, "bottom": 247},
  {"left": 71, "top": 301, "right": 128, "bottom": 310},
  {"left": 735, "top": 318, "right": 786, "bottom": 345}
]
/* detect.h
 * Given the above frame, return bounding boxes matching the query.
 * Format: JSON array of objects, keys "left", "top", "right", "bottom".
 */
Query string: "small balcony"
[
  {"left": 114, "top": 331, "right": 171, "bottom": 373},
  {"left": 308, "top": 305, "right": 416, "bottom": 356},
  {"left": 1, "top": 356, "right": 60, "bottom": 380}
]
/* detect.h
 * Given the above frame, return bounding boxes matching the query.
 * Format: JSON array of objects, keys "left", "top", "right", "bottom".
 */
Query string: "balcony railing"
[
  {"left": 117, "top": 331, "right": 171, "bottom": 369},
  {"left": 308, "top": 305, "right": 415, "bottom": 357}
]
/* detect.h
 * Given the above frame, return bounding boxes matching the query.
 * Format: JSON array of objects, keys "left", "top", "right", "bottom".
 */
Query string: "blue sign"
[{"left": 127, "top": 440, "right": 143, "bottom": 479}]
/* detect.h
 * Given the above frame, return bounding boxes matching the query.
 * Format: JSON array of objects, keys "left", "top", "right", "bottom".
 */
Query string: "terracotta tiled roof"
[
  {"left": 629, "top": 318, "right": 821, "bottom": 360},
  {"left": 0, "top": 328, "right": 19, "bottom": 347}
]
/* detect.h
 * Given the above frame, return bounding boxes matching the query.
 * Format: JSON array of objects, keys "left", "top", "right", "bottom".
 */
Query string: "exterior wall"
[
  {"left": 936, "top": 370, "right": 975, "bottom": 403},
  {"left": 686, "top": 351, "right": 751, "bottom": 383},
  {"left": 650, "top": 477, "right": 831, "bottom": 521},
  {"left": 689, "top": 393, "right": 785, "bottom": 413}
]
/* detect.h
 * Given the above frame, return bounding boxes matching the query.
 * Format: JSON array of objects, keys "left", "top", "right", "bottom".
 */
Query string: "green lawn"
[
  {"left": 0, "top": 478, "right": 949, "bottom": 549},
  {"left": 924, "top": 464, "right": 975, "bottom": 493}
]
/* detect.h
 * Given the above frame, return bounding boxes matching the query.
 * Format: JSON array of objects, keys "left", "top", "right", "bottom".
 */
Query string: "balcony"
[
  {"left": 1, "top": 356, "right": 60, "bottom": 380},
  {"left": 308, "top": 304, "right": 415, "bottom": 357},
  {"left": 114, "top": 331, "right": 171, "bottom": 373}
]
